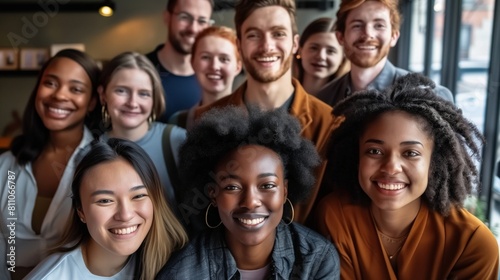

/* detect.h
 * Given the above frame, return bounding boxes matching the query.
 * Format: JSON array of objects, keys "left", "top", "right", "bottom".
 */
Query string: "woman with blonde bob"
[
  {"left": 99, "top": 52, "right": 186, "bottom": 211},
  {"left": 26, "top": 138, "right": 188, "bottom": 280}
]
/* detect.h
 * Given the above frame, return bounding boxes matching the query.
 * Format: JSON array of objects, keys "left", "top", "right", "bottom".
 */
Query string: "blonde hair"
[
  {"left": 100, "top": 52, "right": 166, "bottom": 121},
  {"left": 51, "top": 139, "right": 188, "bottom": 279}
]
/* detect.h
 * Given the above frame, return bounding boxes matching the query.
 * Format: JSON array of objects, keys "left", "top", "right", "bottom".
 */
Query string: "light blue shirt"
[{"left": 25, "top": 246, "right": 136, "bottom": 279}]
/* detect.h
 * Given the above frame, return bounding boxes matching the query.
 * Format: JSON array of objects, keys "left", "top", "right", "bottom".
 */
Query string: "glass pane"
[
  {"left": 408, "top": 0, "right": 428, "bottom": 73},
  {"left": 453, "top": 0, "right": 498, "bottom": 241},
  {"left": 431, "top": 0, "right": 446, "bottom": 83},
  {"left": 491, "top": 113, "right": 500, "bottom": 241},
  {"left": 408, "top": 0, "right": 446, "bottom": 83},
  {"left": 455, "top": 0, "right": 493, "bottom": 134}
]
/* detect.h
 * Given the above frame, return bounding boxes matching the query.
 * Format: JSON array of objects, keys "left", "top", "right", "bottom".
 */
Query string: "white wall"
[{"left": 0, "top": 0, "right": 337, "bottom": 133}]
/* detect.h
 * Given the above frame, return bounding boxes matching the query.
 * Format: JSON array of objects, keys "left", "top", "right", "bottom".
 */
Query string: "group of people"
[{"left": 0, "top": 0, "right": 498, "bottom": 279}]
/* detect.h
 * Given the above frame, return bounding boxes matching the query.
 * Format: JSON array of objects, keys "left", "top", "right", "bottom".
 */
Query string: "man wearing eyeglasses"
[{"left": 146, "top": 0, "right": 214, "bottom": 122}]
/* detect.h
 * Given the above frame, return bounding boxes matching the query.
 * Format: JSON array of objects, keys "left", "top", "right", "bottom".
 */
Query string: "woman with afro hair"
[
  {"left": 316, "top": 73, "right": 499, "bottom": 279},
  {"left": 156, "top": 106, "right": 340, "bottom": 279}
]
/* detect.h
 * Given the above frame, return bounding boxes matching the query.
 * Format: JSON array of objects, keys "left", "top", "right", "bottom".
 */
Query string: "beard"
[
  {"left": 168, "top": 30, "right": 194, "bottom": 55},
  {"left": 344, "top": 38, "right": 390, "bottom": 68},
  {"left": 243, "top": 51, "right": 294, "bottom": 83}
]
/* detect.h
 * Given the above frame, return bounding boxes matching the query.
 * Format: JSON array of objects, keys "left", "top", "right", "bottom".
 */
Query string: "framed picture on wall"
[
  {"left": 20, "top": 48, "right": 49, "bottom": 70},
  {"left": 0, "top": 48, "right": 19, "bottom": 70}
]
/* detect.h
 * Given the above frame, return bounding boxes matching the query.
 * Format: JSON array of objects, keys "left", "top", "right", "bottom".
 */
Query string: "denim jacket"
[
  {"left": 156, "top": 222, "right": 340, "bottom": 280},
  {"left": 316, "top": 60, "right": 455, "bottom": 108}
]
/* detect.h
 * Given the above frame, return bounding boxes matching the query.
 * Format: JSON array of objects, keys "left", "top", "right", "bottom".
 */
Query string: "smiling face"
[
  {"left": 358, "top": 110, "right": 433, "bottom": 214},
  {"left": 164, "top": 0, "right": 213, "bottom": 55},
  {"left": 78, "top": 157, "right": 153, "bottom": 262},
  {"left": 211, "top": 145, "right": 288, "bottom": 250},
  {"left": 338, "top": 1, "right": 399, "bottom": 68},
  {"left": 35, "top": 57, "right": 95, "bottom": 133},
  {"left": 100, "top": 68, "right": 153, "bottom": 136},
  {"left": 239, "top": 6, "right": 299, "bottom": 84},
  {"left": 300, "top": 31, "right": 343, "bottom": 80},
  {"left": 192, "top": 35, "right": 241, "bottom": 99}
]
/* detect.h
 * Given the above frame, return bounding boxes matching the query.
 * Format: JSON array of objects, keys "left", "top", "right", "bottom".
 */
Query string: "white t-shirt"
[
  {"left": 24, "top": 246, "right": 136, "bottom": 279},
  {"left": 0, "top": 127, "right": 93, "bottom": 279}
]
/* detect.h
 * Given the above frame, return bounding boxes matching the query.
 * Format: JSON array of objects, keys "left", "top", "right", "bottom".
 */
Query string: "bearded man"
[{"left": 316, "top": 0, "right": 454, "bottom": 106}]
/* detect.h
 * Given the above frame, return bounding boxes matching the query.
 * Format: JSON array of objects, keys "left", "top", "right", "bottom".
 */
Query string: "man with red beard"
[
  {"left": 193, "top": 0, "right": 335, "bottom": 226},
  {"left": 316, "top": 0, "right": 453, "bottom": 107},
  {"left": 146, "top": 0, "right": 214, "bottom": 122}
]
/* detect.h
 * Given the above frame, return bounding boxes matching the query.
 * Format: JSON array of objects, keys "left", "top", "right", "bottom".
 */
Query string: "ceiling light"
[{"left": 99, "top": 0, "right": 115, "bottom": 17}]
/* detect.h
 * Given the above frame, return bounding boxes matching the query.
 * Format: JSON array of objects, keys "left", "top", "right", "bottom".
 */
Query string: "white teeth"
[
  {"left": 110, "top": 225, "right": 138, "bottom": 235},
  {"left": 207, "top": 74, "right": 222, "bottom": 80},
  {"left": 358, "top": 46, "right": 376, "bottom": 50},
  {"left": 378, "top": 182, "right": 406, "bottom": 190},
  {"left": 48, "top": 107, "right": 71, "bottom": 115},
  {"left": 238, "top": 217, "right": 265, "bottom": 225},
  {"left": 256, "top": 56, "right": 278, "bottom": 62}
]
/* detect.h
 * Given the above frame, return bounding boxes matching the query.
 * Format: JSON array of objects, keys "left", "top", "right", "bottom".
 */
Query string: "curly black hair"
[
  {"left": 177, "top": 105, "right": 320, "bottom": 223},
  {"left": 328, "top": 73, "right": 484, "bottom": 215}
]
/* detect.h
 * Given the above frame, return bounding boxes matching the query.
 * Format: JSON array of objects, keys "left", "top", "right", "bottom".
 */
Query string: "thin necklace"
[
  {"left": 377, "top": 230, "right": 408, "bottom": 244},
  {"left": 371, "top": 211, "right": 409, "bottom": 260},
  {"left": 387, "top": 245, "right": 403, "bottom": 260},
  {"left": 375, "top": 228, "right": 408, "bottom": 259}
]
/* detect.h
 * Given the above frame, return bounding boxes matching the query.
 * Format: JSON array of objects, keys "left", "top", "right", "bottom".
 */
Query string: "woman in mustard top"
[{"left": 317, "top": 73, "right": 499, "bottom": 279}]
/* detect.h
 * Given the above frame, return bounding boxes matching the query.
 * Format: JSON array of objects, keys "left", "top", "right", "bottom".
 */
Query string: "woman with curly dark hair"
[
  {"left": 316, "top": 73, "right": 499, "bottom": 279},
  {"left": 156, "top": 106, "right": 340, "bottom": 279}
]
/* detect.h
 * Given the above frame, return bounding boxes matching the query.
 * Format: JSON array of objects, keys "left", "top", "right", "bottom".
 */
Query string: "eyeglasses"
[{"left": 174, "top": 12, "right": 214, "bottom": 27}]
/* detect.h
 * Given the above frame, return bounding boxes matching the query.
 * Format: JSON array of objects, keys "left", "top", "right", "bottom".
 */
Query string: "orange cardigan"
[{"left": 317, "top": 193, "right": 499, "bottom": 280}]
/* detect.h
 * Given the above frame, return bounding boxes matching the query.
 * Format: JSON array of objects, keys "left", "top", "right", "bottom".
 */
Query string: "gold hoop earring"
[
  {"left": 283, "top": 198, "right": 295, "bottom": 225},
  {"left": 205, "top": 203, "right": 222, "bottom": 229},
  {"left": 101, "top": 105, "right": 110, "bottom": 127}
]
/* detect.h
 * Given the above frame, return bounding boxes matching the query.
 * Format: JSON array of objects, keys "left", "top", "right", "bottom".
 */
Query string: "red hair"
[{"left": 191, "top": 26, "right": 240, "bottom": 63}]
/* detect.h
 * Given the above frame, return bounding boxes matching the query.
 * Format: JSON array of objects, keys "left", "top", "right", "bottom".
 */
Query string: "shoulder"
[
  {"left": 0, "top": 151, "right": 17, "bottom": 169},
  {"left": 445, "top": 207, "right": 497, "bottom": 246},
  {"left": 194, "top": 94, "right": 237, "bottom": 120},
  {"left": 24, "top": 249, "right": 79, "bottom": 280},
  {"left": 168, "top": 110, "right": 189, "bottom": 128},
  {"left": 145, "top": 45, "right": 163, "bottom": 64},
  {"left": 393, "top": 65, "right": 410, "bottom": 77},
  {"left": 392, "top": 66, "right": 454, "bottom": 103},
  {"left": 316, "top": 193, "right": 367, "bottom": 236},
  {"left": 280, "top": 223, "right": 340, "bottom": 278},
  {"left": 157, "top": 123, "right": 187, "bottom": 143},
  {"left": 303, "top": 93, "right": 334, "bottom": 117},
  {"left": 434, "top": 85, "right": 455, "bottom": 103},
  {"left": 287, "top": 223, "right": 336, "bottom": 251},
  {"left": 317, "top": 74, "right": 347, "bottom": 95},
  {"left": 292, "top": 81, "right": 334, "bottom": 124},
  {"left": 156, "top": 233, "right": 212, "bottom": 279},
  {"left": 439, "top": 207, "right": 499, "bottom": 276}
]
